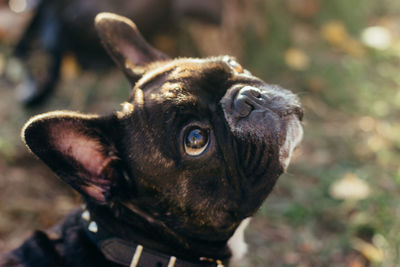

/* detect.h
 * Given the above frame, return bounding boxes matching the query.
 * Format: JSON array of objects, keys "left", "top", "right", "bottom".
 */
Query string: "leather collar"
[{"left": 80, "top": 209, "right": 225, "bottom": 267}]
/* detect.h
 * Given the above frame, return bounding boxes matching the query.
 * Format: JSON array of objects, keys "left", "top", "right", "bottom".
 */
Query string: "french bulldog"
[{"left": 1, "top": 13, "right": 303, "bottom": 267}]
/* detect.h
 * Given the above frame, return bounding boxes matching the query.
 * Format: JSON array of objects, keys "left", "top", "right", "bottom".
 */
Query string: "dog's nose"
[{"left": 233, "top": 86, "right": 263, "bottom": 118}]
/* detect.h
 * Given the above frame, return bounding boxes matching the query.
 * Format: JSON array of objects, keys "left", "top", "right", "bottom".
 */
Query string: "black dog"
[
  {"left": 1, "top": 13, "right": 303, "bottom": 267},
  {"left": 14, "top": 0, "right": 222, "bottom": 106}
]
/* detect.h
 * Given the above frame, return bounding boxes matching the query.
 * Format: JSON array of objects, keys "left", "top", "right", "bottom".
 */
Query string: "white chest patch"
[{"left": 227, "top": 218, "right": 251, "bottom": 262}]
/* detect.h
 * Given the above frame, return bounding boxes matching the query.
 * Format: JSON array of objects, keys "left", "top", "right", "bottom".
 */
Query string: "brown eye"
[{"left": 184, "top": 128, "right": 210, "bottom": 156}]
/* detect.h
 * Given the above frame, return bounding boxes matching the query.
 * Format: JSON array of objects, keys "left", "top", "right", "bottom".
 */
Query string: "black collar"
[{"left": 80, "top": 209, "right": 226, "bottom": 267}]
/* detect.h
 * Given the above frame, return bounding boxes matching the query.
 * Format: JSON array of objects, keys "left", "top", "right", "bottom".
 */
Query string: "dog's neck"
[{"left": 85, "top": 203, "right": 232, "bottom": 265}]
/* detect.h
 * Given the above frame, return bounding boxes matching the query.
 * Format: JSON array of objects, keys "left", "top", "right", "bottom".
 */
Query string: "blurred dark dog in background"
[{"left": 13, "top": 0, "right": 222, "bottom": 106}]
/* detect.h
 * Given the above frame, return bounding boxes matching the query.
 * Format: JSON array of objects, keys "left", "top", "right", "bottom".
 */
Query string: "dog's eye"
[{"left": 184, "top": 127, "right": 210, "bottom": 156}]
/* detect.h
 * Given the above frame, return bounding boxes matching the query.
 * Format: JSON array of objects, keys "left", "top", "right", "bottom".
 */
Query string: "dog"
[
  {"left": 1, "top": 13, "right": 303, "bottom": 267},
  {"left": 14, "top": 0, "right": 222, "bottom": 106}
]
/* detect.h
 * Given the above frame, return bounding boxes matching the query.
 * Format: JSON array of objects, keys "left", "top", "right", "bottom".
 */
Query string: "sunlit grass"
[{"left": 238, "top": 0, "right": 400, "bottom": 266}]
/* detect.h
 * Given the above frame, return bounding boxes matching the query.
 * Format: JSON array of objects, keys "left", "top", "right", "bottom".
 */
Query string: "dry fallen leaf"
[
  {"left": 321, "top": 21, "right": 349, "bottom": 46},
  {"left": 321, "top": 21, "right": 365, "bottom": 56},
  {"left": 330, "top": 173, "right": 371, "bottom": 200},
  {"left": 361, "top": 26, "right": 392, "bottom": 50},
  {"left": 352, "top": 237, "right": 384, "bottom": 263},
  {"left": 284, "top": 48, "right": 310, "bottom": 70}
]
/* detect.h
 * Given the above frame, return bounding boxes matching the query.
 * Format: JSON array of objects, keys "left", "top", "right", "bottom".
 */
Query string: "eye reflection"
[{"left": 184, "top": 128, "right": 209, "bottom": 156}]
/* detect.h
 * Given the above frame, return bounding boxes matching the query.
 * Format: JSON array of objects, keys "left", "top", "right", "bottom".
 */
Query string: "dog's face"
[{"left": 22, "top": 13, "right": 303, "bottom": 242}]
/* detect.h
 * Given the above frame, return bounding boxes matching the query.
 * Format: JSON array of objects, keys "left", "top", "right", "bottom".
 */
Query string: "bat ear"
[
  {"left": 22, "top": 111, "right": 122, "bottom": 204},
  {"left": 95, "top": 12, "right": 169, "bottom": 84}
]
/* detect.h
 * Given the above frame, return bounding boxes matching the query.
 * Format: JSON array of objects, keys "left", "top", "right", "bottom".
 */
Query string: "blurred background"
[{"left": 0, "top": 0, "right": 399, "bottom": 266}]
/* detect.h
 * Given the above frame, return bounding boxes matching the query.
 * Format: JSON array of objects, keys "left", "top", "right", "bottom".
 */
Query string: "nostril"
[
  {"left": 234, "top": 96, "right": 254, "bottom": 118},
  {"left": 241, "top": 86, "right": 262, "bottom": 99},
  {"left": 232, "top": 86, "right": 264, "bottom": 119},
  {"left": 250, "top": 89, "right": 261, "bottom": 99}
]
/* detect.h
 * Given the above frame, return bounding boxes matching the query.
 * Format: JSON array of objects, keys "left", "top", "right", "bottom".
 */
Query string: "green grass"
[{"left": 234, "top": 0, "right": 400, "bottom": 265}]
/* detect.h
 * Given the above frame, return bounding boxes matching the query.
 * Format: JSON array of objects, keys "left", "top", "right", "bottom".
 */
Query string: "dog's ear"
[
  {"left": 95, "top": 12, "right": 169, "bottom": 84},
  {"left": 22, "top": 111, "right": 121, "bottom": 204}
]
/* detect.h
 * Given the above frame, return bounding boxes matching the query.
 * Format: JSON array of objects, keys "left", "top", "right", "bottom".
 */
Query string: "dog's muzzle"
[{"left": 220, "top": 84, "right": 303, "bottom": 177}]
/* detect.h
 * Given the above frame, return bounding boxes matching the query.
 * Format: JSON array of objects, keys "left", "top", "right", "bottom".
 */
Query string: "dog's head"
[{"left": 22, "top": 13, "right": 303, "bottom": 243}]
